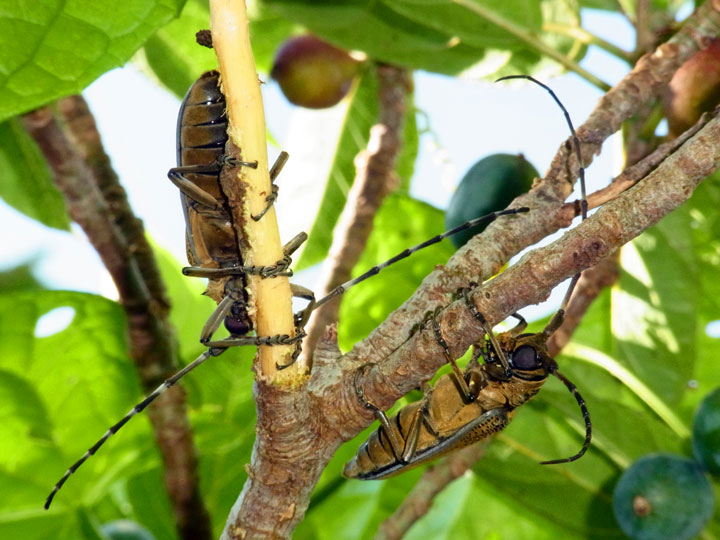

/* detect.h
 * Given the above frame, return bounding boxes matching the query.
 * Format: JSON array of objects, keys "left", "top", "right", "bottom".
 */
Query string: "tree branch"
[
  {"left": 303, "top": 64, "right": 412, "bottom": 361},
  {"left": 222, "top": 100, "right": 720, "bottom": 540},
  {"left": 222, "top": 3, "right": 720, "bottom": 537},
  {"left": 23, "top": 102, "right": 212, "bottom": 540},
  {"left": 349, "top": 0, "right": 720, "bottom": 367}
]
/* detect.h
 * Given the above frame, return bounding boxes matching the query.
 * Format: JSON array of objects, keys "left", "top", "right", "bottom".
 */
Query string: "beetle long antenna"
[
  {"left": 541, "top": 369, "right": 592, "bottom": 464},
  {"left": 44, "top": 347, "right": 223, "bottom": 509},
  {"left": 496, "top": 75, "right": 587, "bottom": 335},
  {"left": 310, "top": 207, "right": 529, "bottom": 312}
]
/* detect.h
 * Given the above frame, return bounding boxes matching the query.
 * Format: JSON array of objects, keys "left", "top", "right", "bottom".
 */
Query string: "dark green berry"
[
  {"left": 612, "top": 454, "right": 714, "bottom": 540},
  {"left": 444, "top": 153, "right": 537, "bottom": 248}
]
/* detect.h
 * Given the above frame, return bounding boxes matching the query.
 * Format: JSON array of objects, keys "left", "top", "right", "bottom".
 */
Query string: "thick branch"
[
  {"left": 349, "top": 1, "right": 720, "bottom": 366},
  {"left": 23, "top": 104, "right": 212, "bottom": 540},
  {"left": 224, "top": 4, "right": 720, "bottom": 537},
  {"left": 351, "top": 109, "right": 720, "bottom": 414},
  {"left": 304, "top": 64, "right": 412, "bottom": 360},
  {"left": 223, "top": 106, "right": 720, "bottom": 539}
]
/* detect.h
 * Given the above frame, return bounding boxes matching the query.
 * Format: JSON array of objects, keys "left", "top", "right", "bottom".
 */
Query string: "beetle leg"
[
  {"left": 252, "top": 151, "right": 288, "bottom": 221},
  {"left": 353, "top": 364, "right": 409, "bottom": 463},
  {"left": 509, "top": 313, "right": 528, "bottom": 336},
  {"left": 400, "top": 385, "right": 437, "bottom": 463},
  {"left": 460, "top": 287, "right": 512, "bottom": 377},
  {"left": 275, "top": 283, "right": 317, "bottom": 370},
  {"left": 429, "top": 310, "right": 475, "bottom": 402},
  {"left": 199, "top": 294, "right": 234, "bottom": 343},
  {"left": 182, "top": 265, "right": 293, "bottom": 278},
  {"left": 205, "top": 331, "right": 305, "bottom": 348},
  {"left": 167, "top": 165, "right": 223, "bottom": 209}
]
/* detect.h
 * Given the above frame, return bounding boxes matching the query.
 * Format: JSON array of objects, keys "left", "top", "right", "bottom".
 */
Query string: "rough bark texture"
[
  {"left": 224, "top": 62, "right": 720, "bottom": 540},
  {"left": 303, "top": 64, "right": 412, "bottom": 361},
  {"left": 23, "top": 100, "right": 212, "bottom": 540},
  {"left": 220, "top": 3, "right": 720, "bottom": 538}
]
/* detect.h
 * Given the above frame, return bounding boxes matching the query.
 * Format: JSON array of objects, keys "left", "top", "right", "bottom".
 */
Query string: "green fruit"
[
  {"left": 100, "top": 520, "right": 156, "bottom": 540},
  {"left": 664, "top": 39, "right": 720, "bottom": 137},
  {"left": 612, "top": 454, "right": 714, "bottom": 540},
  {"left": 692, "top": 387, "right": 720, "bottom": 474},
  {"left": 271, "top": 35, "right": 360, "bottom": 109},
  {"left": 444, "top": 153, "right": 537, "bottom": 248}
]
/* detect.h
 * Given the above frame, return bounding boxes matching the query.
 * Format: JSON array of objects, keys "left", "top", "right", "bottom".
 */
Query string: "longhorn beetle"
[
  {"left": 344, "top": 75, "right": 592, "bottom": 480},
  {"left": 43, "top": 70, "right": 529, "bottom": 508}
]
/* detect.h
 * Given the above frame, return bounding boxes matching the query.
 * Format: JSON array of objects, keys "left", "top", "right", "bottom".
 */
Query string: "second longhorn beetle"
[
  {"left": 344, "top": 75, "right": 592, "bottom": 480},
  {"left": 44, "top": 65, "right": 528, "bottom": 508}
]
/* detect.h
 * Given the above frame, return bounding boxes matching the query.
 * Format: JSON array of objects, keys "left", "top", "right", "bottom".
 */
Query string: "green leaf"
[
  {"left": 0, "top": 0, "right": 184, "bottom": 122},
  {"left": 142, "top": 0, "right": 218, "bottom": 99},
  {"left": 0, "top": 291, "right": 160, "bottom": 538},
  {"left": 0, "top": 119, "right": 70, "bottom": 230},
  {"left": 295, "top": 67, "right": 379, "bottom": 270},
  {"left": 612, "top": 202, "right": 698, "bottom": 408},
  {"left": 407, "top": 473, "right": 576, "bottom": 540},
  {"left": 143, "top": 0, "right": 295, "bottom": 98},
  {"left": 296, "top": 70, "right": 419, "bottom": 270},
  {"left": 395, "top": 90, "right": 419, "bottom": 193},
  {"left": 262, "top": 0, "right": 584, "bottom": 79},
  {"left": 0, "top": 261, "right": 44, "bottom": 292},
  {"left": 338, "top": 193, "right": 452, "bottom": 350}
]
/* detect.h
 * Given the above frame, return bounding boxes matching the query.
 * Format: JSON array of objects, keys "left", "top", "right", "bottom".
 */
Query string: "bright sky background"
[{"left": 2, "top": 9, "right": 645, "bottom": 328}]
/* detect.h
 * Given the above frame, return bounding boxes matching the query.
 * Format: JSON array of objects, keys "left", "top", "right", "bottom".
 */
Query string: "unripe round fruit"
[
  {"left": 612, "top": 454, "right": 714, "bottom": 540},
  {"left": 271, "top": 35, "right": 359, "bottom": 109},
  {"left": 100, "top": 520, "right": 156, "bottom": 540},
  {"left": 444, "top": 153, "right": 538, "bottom": 248},
  {"left": 665, "top": 39, "right": 720, "bottom": 137},
  {"left": 692, "top": 386, "right": 720, "bottom": 474}
]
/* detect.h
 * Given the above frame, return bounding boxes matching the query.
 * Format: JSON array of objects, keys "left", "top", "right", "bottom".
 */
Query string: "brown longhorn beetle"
[
  {"left": 344, "top": 76, "right": 592, "bottom": 480},
  {"left": 43, "top": 68, "right": 530, "bottom": 507}
]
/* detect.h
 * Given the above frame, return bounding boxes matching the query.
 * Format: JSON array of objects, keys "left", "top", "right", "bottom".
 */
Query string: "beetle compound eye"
[{"left": 511, "top": 345, "right": 540, "bottom": 370}]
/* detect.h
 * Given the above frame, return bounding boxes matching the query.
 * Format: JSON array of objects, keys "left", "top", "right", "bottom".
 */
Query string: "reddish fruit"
[
  {"left": 271, "top": 35, "right": 359, "bottom": 109},
  {"left": 665, "top": 39, "right": 720, "bottom": 137}
]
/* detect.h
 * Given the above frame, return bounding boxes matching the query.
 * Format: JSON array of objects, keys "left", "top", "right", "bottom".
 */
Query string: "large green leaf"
[
  {"left": 0, "top": 291, "right": 158, "bottom": 537},
  {"left": 0, "top": 118, "right": 70, "bottom": 230},
  {"left": 0, "top": 0, "right": 185, "bottom": 122},
  {"left": 262, "top": 0, "right": 584, "bottom": 79}
]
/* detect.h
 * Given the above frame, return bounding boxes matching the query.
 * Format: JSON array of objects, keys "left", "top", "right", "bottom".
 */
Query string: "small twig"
[
  {"left": 374, "top": 442, "right": 489, "bottom": 540},
  {"left": 210, "top": 0, "right": 299, "bottom": 381},
  {"left": 303, "top": 64, "right": 412, "bottom": 363},
  {"left": 23, "top": 104, "right": 212, "bottom": 540},
  {"left": 542, "top": 23, "right": 632, "bottom": 63},
  {"left": 558, "top": 109, "right": 715, "bottom": 219}
]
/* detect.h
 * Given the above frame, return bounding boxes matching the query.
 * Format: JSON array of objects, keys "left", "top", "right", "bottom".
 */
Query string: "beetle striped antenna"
[
  {"left": 542, "top": 368, "right": 593, "bottom": 464},
  {"left": 496, "top": 75, "right": 587, "bottom": 336},
  {"left": 497, "top": 75, "right": 591, "bottom": 464},
  {"left": 44, "top": 347, "right": 223, "bottom": 509},
  {"left": 309, "top": 207, "right": 529, "bottom": 313}
]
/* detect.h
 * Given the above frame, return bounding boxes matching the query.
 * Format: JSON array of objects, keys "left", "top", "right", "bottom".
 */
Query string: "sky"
[{"left": 2, "top": 9, "right": 642, "bottom": 334}]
